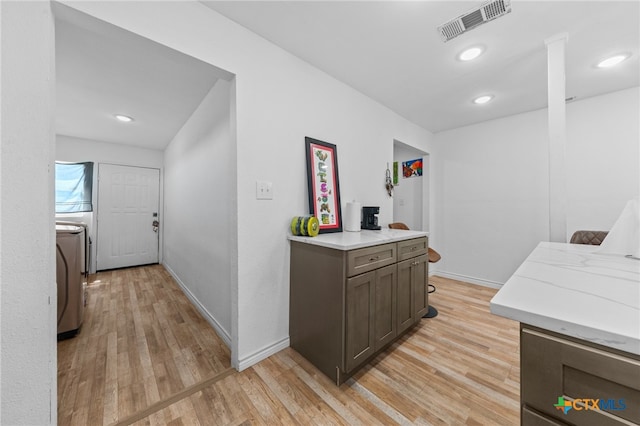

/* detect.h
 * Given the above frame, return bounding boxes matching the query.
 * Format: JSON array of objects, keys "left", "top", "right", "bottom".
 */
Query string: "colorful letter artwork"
[
  {"left": 305, "top": 137, "right": 342, "bottom": 233},
  {"left": 311, "top": 145, "right": 338, "bottom": 227}
]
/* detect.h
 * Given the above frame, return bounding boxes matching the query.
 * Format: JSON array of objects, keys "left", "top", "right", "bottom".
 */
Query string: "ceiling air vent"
[{"left": 437, "top": 0, "right": 512, "bottom": 42}]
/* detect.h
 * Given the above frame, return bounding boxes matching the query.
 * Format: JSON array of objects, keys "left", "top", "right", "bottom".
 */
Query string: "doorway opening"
[
  {"left": 53, "top": 3, "right": 238, "bottom": 422},
  {"left": 393, "top": 140, "right": 430, "bottom": 232}
]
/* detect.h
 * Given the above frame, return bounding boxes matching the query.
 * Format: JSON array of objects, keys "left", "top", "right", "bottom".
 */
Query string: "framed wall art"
[
  {"left": 402, "top": 158, "right": 423, "bottom": 178},
  {"left": 305, "top": 137, "right": 343, "bottom": 233}
]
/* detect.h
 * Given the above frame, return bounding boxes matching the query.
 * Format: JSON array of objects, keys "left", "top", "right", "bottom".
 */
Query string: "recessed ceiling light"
[
  {"left": 596, "top": 54, "right": 630, "bottom": 68},
  {"left": 458, "top": 46, "right": 484, "bottom": 61},
  {"left": 473, "top": 95, "right": 493, "bottom": 105},
  {"left": 114, "top": 114, "right": 134, "bottom": 123}
]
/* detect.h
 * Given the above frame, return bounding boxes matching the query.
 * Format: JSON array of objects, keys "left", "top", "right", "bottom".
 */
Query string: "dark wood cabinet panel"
[
  {"left": 347, "top": 243, "right": 396, "bottom": 277},
  {"left": 346, "top": 271, "right": 375, "bottom": 372},
  {"left": 522, "top": 405, "right": 565, "bottom": 426},
  {"left": 521, "top": 326, "right": 640, "bottom": 426},
  {"left": 396, "top": 258, "right": 414, "bottom": 334},
  {"left": 397, "top": 254, "right": 429, "bottom": 334},
  {"left": 413, "top": 254, "right": 429, "bottom": 319},
  {"left": 397, "top": 237, "right": 428, "bottom": 261},
  {"left": 290, "top": 236, "right": 428, "bottom": 385},
  {"left": 373, "top": 264, "right": 397, "bottom": 351}
]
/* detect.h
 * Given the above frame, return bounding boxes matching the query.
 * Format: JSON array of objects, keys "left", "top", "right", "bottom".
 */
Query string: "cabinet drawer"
[
  {"left": 522, "top": 326, "right": 640, "bottom": 426},
  {"left": 397, "top": 237, "right": 427, "bottom": 261},
  {"left": 523, "top": 405, "right": 566, "bottom": 426},
  {"left": 347, "top": 243, "right": 396, "bottom": 277}
]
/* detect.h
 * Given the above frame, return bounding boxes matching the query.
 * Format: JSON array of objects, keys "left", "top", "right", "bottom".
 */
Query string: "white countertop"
[
  {"left": 288, "top": 228, "right": 428, "bottom": 250},
  {"left": 490, "top": 242, "right": 640, "bottom": 355}
]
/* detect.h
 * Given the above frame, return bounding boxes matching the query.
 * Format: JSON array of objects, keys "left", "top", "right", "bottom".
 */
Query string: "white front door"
[{"left": 97, "top": 164, "right": 160, "bottom": 270}]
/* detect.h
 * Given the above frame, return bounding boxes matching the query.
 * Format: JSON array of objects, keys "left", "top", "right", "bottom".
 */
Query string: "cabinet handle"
[
  {"left": 369, "top": 256, "right": 379, "bottom": 262},
  {"left": 411, "top": 247, "right": 416, "bottom": 251}
]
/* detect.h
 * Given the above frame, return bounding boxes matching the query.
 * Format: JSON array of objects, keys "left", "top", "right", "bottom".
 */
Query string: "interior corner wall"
[
  {"left": 433, "top": 87, "right": 640, "bottom": 287},
  {"left": 433, "top": 110, "right": 550, "bottom": 287},
  {"left": 56, "top": 135, "right": 165, "bottom": 273},
  {"left": 1, "top": 1, "right": 57, "bottom": 424},
  {"left": 163, "top": 79, "right": 233, "bottom": 344}
]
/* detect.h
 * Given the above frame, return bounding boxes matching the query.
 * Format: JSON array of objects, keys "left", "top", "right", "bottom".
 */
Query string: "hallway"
[{"left": 57, "top": 265, "right": 231, "bottom": 425}]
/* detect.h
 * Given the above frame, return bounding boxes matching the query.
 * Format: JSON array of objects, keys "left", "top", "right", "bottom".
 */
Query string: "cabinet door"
[
  {"left": 413, "top": 254, "right": 429, "bottom": 320},
  {"left": 346, "top": 271, "right": 375, "bottom": 372},
  {"left": 374, "top": 264, "right": 397, "bottom": 351},
  {"left": 396, "top": 258, "right": 414, "bottom": 334}
]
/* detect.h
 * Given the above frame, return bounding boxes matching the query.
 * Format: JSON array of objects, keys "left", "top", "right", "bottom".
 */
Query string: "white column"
[{"left": 546, "top": 33, "right": 568, "bottom": 242}]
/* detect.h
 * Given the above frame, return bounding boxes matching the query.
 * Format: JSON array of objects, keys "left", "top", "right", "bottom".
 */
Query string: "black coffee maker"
[{"left": 361, "top": 206, "right": 381, "bottom": 230}]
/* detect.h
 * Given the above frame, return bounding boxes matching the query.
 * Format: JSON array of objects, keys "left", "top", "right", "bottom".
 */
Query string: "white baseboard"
[
  {"left": 163, "top": 263, "right": 232, "bottom": 348},
  {"left": 236, "top": 336, "right": 290, "bottom": 372},
  {"left": 432, "top": 270, "right": 504, "bottom": 289}
]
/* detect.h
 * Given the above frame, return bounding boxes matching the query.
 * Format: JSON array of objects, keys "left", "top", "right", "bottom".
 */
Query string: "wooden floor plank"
[
  {"left": 59, "top": 270, "right": 520, "bottom": 425},
  {"left": 58, "top": 264, "right": 231, "bottom": 425}
]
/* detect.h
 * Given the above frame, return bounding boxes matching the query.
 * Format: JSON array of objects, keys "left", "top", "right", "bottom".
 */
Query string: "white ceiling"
[
  {"left": 55, "top": 1, "right": 639, "bottom": 150},
  {"left": 55, "top": 5, "right": 224, "bottom": 150},
  {"left": 203, "top": 0, "right": 639, "bottom": 133}
]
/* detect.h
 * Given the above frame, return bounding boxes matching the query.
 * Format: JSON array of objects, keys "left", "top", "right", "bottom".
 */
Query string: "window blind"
[{"left": 55, "top": 162, "right": 94, "bottom": 213}]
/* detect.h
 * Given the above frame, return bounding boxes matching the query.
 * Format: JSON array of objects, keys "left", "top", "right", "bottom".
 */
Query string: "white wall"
[
  {"left": 57, "top": 134, "right": 164, "bottom": 168},
  {"left": 393, "top": 142, "right": 427, "bottom": 231},
  {"left": 60, "top": 1, "right": 434, "bottom": 369},
  {"left": 434, "top": 87, "right": 639, "bottom": 286},
  {"left": 163, "top": 79, "right": 233, "bottom": 345},
  {"left": 56, "top": 135, "right": 164, "bottom": 273},
  {"left": 0, "top": 2, "right": 57, "bottom": 424},
  {"left": 566, "top": 88, "right": 640, "bottom": 232}
]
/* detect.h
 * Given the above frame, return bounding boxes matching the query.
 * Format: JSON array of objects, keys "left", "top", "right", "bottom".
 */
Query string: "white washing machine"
[{"left": 56, "top": 224, "right": 86, "bottom": 338}]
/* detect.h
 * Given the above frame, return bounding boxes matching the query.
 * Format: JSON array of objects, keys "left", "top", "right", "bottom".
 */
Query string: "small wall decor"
[
  {"left": 385, "top": 163, "right": 394, "bottom": 197},
  {"left": 305, "top": 137, "right": 343, "bottom": 233},
  {"left": 392, "top": 161, "right": 399, "bottom": 186},
  {"left": 402, "top": 158, "right": 423, "bottom": 178}
]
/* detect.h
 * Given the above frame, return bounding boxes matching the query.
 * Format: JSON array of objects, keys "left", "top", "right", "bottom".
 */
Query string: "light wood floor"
[
  {"left": 58, "top": 265, "right": 232, "bottom": 425},
  {"left": 59, "top": 269, "right": 520, "bottom": 425}
]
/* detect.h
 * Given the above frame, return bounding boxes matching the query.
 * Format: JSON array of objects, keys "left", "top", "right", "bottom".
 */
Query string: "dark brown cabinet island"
[{"left": 289, "top": 229, "right": 429, "bottom": 385}]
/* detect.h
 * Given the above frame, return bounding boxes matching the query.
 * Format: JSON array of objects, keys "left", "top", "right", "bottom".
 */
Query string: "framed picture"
[
  {"left": 402, "top": 158, "right": 423, "bottom": 178},
  {"left": 305, "top": 137, "right": 343, "bottom": 233}
]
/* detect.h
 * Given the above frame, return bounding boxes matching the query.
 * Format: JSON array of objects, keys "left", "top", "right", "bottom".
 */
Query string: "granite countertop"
[
  {"left": 288, "top": 228, "right": 428, "bottom": 251},
  {"left": 490, "top": 241, "right": 640, "bottom": 355}
]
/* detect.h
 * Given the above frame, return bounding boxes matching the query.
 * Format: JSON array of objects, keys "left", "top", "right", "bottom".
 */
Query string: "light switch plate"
[{"left": 256, "top": 180, "right": 273, "bottom": 200}]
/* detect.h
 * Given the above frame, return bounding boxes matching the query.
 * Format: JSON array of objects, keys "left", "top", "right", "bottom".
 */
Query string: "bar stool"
[
  {"left": 425, "top": 246, "right": 441, "bottom": 318},
  {"left": 388, "top": 222, "right": 441, "bottom": 319},
  {"left": 569, "top": 230, "right": 608, "bottom": 245}
]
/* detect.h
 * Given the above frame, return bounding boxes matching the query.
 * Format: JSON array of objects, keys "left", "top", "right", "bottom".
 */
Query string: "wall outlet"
[{"left": 256, "top": 180, "right": 273, "bottom": 200}]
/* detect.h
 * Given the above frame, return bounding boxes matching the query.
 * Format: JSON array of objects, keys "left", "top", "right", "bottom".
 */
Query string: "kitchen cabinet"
[
  {"left": 345, "top": 263, "right": 399, "bottom": 372},
  {"left": 521, "top": 325, "right": 640, "bottom": 426},
  {"left": 397, "top": 253, "right": 428, "bottom": 334},
  {"left": 289, "top": 230, "right": 429, "bottom": 385},
  {"left": 490, "top": 242, "right": 640, "bottom": 426}
]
